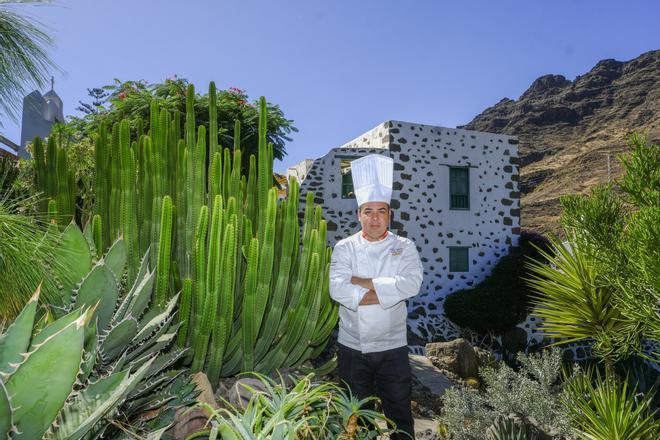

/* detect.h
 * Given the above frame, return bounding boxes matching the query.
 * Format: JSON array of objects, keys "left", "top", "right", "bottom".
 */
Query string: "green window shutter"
[
  {"left": 449, "top": 247, "right": 469, "bottom": 272},
  {"left": 450, "top": 167, "right": 470, "bottom": 210},
  {"left": 341, "top": 170, "right": 355, "bottom": 199}
]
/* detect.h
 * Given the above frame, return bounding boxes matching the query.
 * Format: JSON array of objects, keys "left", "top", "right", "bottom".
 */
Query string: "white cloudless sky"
[{"left": 1, "top": 0, "right": 658, "bottom": 172}]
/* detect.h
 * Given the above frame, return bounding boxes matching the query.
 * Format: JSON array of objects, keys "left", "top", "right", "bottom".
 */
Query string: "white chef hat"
[{"left": 350, "top": 154, "right": 393, "bottom": 207}]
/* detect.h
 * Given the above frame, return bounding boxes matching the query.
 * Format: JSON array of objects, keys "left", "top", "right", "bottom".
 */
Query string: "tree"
[
  {"left": 67, "top": 77, "right": 297, "bottom": 169},
  {"left": 0, "top": 0, "right": 59, "bottom": 125},
  {"left": 75, "top": 87, "right": 109, "bottom": 115}
]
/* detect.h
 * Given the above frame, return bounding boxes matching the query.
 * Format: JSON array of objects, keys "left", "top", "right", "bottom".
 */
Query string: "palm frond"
[{"left": 0, "top": 0, "right": 59, "bottom": 122}]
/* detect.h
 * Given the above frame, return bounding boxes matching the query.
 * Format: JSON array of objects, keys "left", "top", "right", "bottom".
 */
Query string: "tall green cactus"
[{"left": 32, "top": 82, "right": 337, "bottom": 383}]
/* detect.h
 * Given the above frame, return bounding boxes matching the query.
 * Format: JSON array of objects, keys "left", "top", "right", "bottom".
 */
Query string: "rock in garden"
[{"left": 425, "top": 338, "right": 481, "bottom": 379}]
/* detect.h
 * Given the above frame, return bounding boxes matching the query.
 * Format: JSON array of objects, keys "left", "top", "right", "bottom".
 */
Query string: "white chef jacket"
[{"left": 329, "top": 230, "right": 423, "bottom": 353}]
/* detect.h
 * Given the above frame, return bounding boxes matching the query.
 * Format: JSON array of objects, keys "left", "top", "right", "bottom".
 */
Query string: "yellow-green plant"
[{"left": 563, "top": 368, "right": 660, "bottom": 440}]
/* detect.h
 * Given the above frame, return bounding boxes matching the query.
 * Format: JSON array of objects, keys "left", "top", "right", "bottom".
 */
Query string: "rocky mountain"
[{"left": 461, "top": 49, "right": 659, "bottom": 235}]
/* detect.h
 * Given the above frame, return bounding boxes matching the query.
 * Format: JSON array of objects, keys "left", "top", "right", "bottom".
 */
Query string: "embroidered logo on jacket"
[{"left": 390, "top": 248, "right": 403, "bottom": 256}]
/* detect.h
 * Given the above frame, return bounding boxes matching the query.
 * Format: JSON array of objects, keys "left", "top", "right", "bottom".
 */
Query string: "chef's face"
[{"left": 358, "top": 202, "right": 390, "bottom": 241}]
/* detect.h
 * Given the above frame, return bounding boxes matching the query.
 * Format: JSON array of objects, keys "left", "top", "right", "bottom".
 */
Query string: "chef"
[{"left": 329, "top": 153, "right": 424, "bottom": 439}]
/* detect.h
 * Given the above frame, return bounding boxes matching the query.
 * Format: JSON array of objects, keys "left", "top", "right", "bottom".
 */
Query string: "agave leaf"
[
  {"left": 74, "top": 263, "right": 119, "bottom": 333},
  {"left": 29, "top": 307, "right": 83, "bottom": 350},
  {"left": 0, "top": 287, "right": 40, "bottom": 378},
  {"left": 127, "top": 369, "right": 183, "bottom": 400},
  {"left": 6, "top": 314, "right": 86, "bottom": 440},
  {"left": 82, "top": 221, "right": 95, "bottom": 258},
  {"left": 55, "top": 223, "right": 93, "bottom": 305},
  {"left": 50, "top": 358, "right": 155, "bottom": 440},
  {"left": 103, "top": 238, "right": 127, "bottom": 281},
  {"left": 127, "top": 327, "right": 179, "bottom": 367},
  {"left": 145, "top": 347, "right": 187, "bottom": 379},
  {"left": 112, "top": 251, "right": 151, "bottom": 325},
  {"left": 100, "top": 317, "right": 138, "bottom": 361},
  {"left": 127, "top": 269, "right": 157, "bottom": 322},
  {"left": 0, "top": 380, "right": 13, "bottom": 440},
  {"left": 79, "top": 319, "right": 98, "bottom": 385},
  {"left": 132, "top": 294, "right": 179, "bottom": 344}
]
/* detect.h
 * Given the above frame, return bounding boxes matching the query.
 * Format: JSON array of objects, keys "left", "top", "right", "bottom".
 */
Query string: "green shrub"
[
  {"left": 444, "top": 230, "right": 551, "bottom": 333},
  {"left": 438, "top": 348, "right": 571, "bottom": 440},
  {"left": 529, "top": 134, "right": 659, "bottom": 363}
]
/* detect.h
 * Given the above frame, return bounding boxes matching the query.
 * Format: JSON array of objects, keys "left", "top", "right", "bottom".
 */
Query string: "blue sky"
[{"left": 2, "top": 0, "right": 658, "bottom": 172}]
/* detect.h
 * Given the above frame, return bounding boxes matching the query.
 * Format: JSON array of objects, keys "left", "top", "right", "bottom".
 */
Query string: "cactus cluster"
[
  {"left": 32, "top": 135, "right": 76, "bottom": 221},
  {"left": 0, "top": 223, "right": 197, "bottom": 439},
  {"left": 33, "top": 82, "right": 338, "bottom": 383}
]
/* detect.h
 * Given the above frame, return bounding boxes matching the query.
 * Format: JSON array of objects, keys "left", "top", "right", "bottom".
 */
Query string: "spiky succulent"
[{"left": 0, "top": 223, "right": 197, "bottom": 439}]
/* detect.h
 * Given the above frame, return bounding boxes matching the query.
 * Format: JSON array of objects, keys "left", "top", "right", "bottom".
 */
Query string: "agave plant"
[
  {"left": 193, "top": 373, "right": 390, "bottom": 440},
  {"left": 0, "top": 222, "right": 197, "bottom": 439},
  {"left": 484, "top": 414, "right": 537, "bottom": 440}
]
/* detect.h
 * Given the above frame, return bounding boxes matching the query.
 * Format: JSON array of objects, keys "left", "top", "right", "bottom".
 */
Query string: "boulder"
[{"left": 425, "top": 338, "right": 481, "bottom": 379}]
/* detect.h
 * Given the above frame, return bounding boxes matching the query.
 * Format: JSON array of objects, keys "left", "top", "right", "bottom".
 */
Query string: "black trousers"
[{"left": 338, "top": 343, "right": 414, "bottom": 439}]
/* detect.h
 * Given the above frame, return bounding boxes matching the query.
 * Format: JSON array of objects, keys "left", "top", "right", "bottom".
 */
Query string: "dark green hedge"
[{"left": 444, "top": 230, "right": 551, "bottom": 333}]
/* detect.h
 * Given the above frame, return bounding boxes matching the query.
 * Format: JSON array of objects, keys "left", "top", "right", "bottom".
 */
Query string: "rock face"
[
  {"left": 425, "top": 338, "right": 492, "bottom": 379},
  {"left": 461, "top": 50, "right": 660, "bottom": 235}
]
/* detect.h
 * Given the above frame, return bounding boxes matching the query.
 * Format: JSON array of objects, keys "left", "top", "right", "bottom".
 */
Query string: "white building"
[{"left": 288, "top": 120, "right": 521, "bottom": 341}]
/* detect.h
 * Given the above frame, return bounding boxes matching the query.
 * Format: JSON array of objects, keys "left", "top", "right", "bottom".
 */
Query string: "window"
[
  {"left": 449, "top": 247, "right": 469, "bottom": 272},
  {"left": 450, "top": 167, "right": 470, "bottom": 210},
  {"left": 340, "top": 158, "right": 357, "bottom": 199}
]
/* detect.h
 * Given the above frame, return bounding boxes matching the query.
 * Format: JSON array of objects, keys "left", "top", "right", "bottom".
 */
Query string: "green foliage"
[
  {"left": 563, "top": 368, "right": 660, "bottom": 440},
  {"left": 35, "top": 81, "right": 336, "bottom": 385},
  {"left": 617, "top": 133, "right": 660, "bottom": 208},
  {"left": 67, "top": 77, "right": 297, "bottom": 166},
  {"left": 0, "top": 191, "right": 68, "bottom": 319},
  {"left": 0, "top": 0, "right": 59, "bottom": 124},
  {"left": 193, "top": 373, "right": 392, "bottom": 439},
  {"left": 526, "top": 233, "right": 626, "bottom": 363},
  {"left": 0, "top": 285, "right": 194, "bottom": 438},
  {"left": 0, "top": 224, "right": 198, "bottom": 438},
  {"left": 528, "top": 134, "right": 659, "bottom": 362},
  {"left": 444, "top": 231, "right": 551, "bottom": 333},
  {"left": 438, "top": 349, "right": 571, "bottom": 440}
]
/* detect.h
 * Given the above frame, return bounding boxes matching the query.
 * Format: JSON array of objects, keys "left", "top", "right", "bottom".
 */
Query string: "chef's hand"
[
  {"left": 359, "top": 290, "right": 380, "bottom": 306},
  {"left": 350, "top": 276, "right": 375, "bottom": 291}
]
